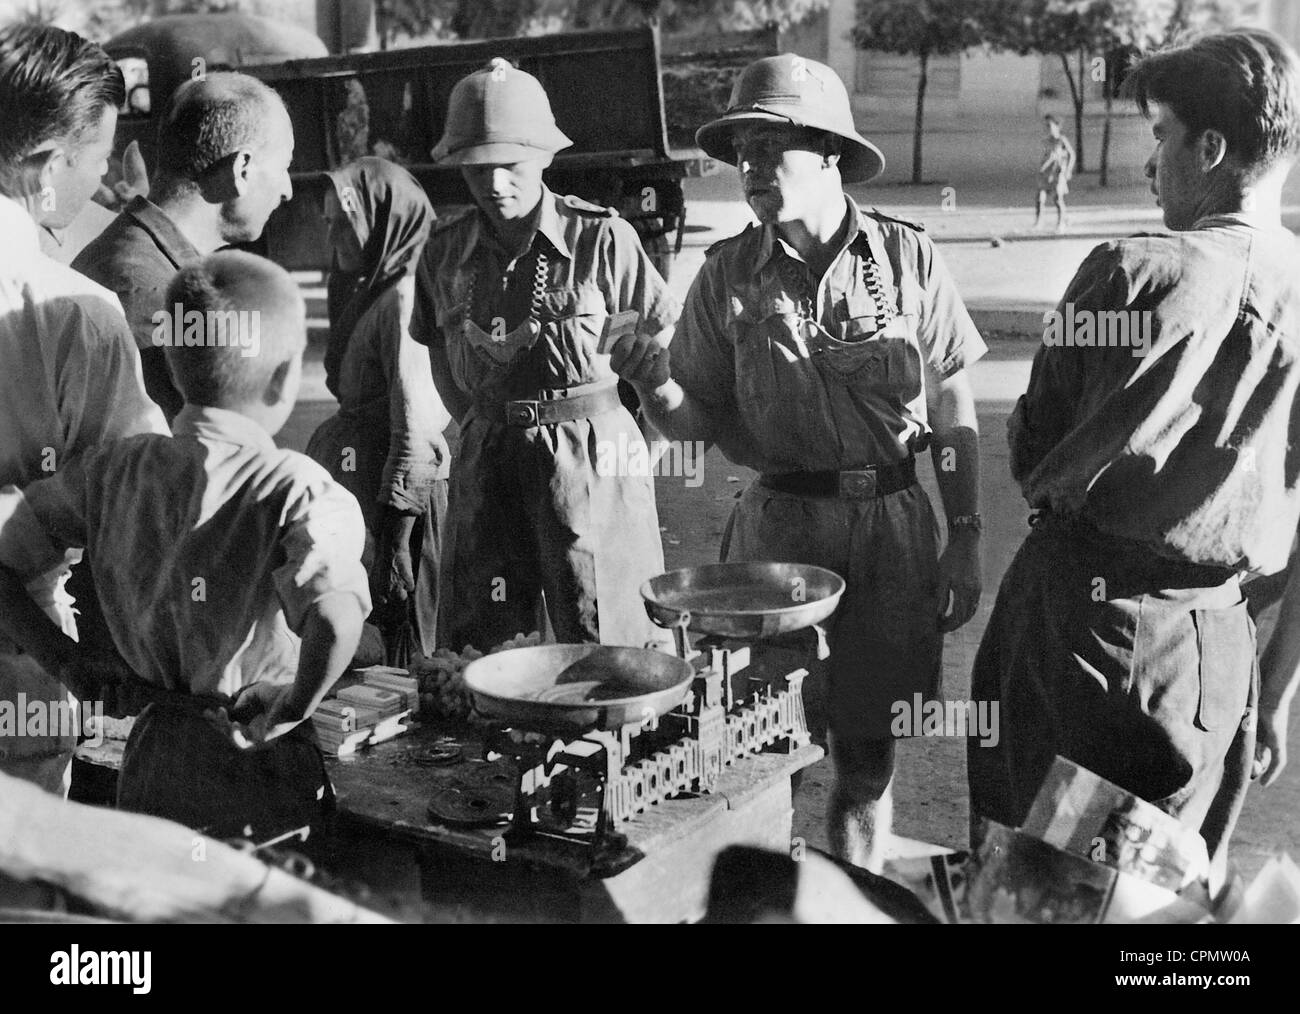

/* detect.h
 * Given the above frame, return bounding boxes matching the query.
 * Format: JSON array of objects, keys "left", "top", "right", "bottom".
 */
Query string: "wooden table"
[{"left": 326, "top": 723, "right": 822, "bottom": 923}]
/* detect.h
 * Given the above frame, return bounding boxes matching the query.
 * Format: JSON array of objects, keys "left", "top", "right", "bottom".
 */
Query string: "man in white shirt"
[{"left": 0, "top": 24, "right": 168, "bottom": 794}]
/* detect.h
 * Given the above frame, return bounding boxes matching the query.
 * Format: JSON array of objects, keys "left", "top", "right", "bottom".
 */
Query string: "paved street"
[{"left": 280, "top": 163, "right": 1300, "bottom": 883}]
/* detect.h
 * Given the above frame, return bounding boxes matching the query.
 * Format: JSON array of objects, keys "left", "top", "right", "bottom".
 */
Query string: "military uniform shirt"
[
  {"left": 410, "top": 187, "right": 679, "bottom": 399},
  {"left": 670, "top": 195, "right": 986, "bottom": 474}
]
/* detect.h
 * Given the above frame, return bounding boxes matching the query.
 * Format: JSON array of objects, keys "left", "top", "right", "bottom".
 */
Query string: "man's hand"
[
  {"left": 609, "top": 332, "right": 670, "bottom": 391},
  {"left": 370, "top": 508, "right": 418, "bottom": 624},
  {"left": 937, "top": 531, "right": 982, "bottom": 633},
  {"left": 1254, "top": 707, "right": 1288, "bottom": 787},
  {"left": 209, "top": 684, "right": 304, "bottom": 750}
]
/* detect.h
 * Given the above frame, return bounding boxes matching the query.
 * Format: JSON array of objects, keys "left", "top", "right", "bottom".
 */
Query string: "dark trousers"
[
  {"left": 118, "top": 701, "right": 333, "bottom": 843},
  {"left": 967, "top": 522, "right": 1257, "bottom": 866}
]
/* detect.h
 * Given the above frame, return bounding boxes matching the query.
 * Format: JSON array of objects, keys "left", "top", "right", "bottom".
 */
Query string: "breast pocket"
[
  {"left": 727, "top": 292, "right": 808, "bottom": 406},
  {"left": 538, "top": 285, "right": 606, "bottom": 358},
  {"left": 816, "top": 307, "right": 923, "bottom": 404}
]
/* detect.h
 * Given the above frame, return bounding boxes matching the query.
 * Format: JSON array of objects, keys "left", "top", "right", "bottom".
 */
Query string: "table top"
[{"left": 327, "top": 721, "right": 822, "bottom": 869}]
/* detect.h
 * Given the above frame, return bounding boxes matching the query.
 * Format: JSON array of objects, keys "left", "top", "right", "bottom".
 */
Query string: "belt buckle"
[
  {"left": 506, "top": 400, "right": 538, "bottom": 427},
  {"left": 839, "top": 470, "right": 876, "bottom": 499}
]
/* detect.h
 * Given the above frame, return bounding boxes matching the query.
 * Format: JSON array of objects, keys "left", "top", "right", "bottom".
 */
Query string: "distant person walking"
[{"left": 1034, "top": 114, "right": 1075, "bottom": 233}]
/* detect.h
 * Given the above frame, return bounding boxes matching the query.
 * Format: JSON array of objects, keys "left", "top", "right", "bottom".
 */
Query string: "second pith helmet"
[
  {"left": 696, "top": 54, "right": 885, "bottom": 183},
  {"left": 432, "top": 57, "right": 573, "bottom": 166}
]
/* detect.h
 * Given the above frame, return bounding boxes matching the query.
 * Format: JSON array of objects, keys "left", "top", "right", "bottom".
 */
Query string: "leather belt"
[
  {"left": 760, "top": 457, "right": 917, "bottom": 500},
  {"left": 478, "top": 380, "right": 622, "bottom": 428},
  {"left": 1029, "top": 510, "right": 1240, "bottom": 590}
]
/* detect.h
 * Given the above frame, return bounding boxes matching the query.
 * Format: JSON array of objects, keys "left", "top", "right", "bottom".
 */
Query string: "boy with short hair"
[{"left": 0, "top": 250, "right": 370, "bottom": 840}]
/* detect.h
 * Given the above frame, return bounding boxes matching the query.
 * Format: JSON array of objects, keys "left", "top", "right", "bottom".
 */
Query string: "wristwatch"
[{"left": 947, "top": 513, "right": 983, "bottom": 534}]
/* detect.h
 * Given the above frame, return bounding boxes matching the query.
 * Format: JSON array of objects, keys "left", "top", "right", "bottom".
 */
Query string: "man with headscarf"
[
  {"left": 411, "top": 59, "right": 677, "bottom": 650},
  {"left": 308, "top": 157, "right": 450, "bottom": 658},
  {"left": 74, "top": 71, "right": 296, "bottom": 422}
]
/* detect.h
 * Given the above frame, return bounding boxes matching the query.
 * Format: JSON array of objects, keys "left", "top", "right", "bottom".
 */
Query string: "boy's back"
[{"left": 0, "top": 404, "right": 369, "bottom": 701}]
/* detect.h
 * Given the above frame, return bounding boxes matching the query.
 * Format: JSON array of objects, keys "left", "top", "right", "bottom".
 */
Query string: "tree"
[
  {"left": 994, "top": 0, "right": 1243, "bottom": 182},
  {"left": 853, "top": 0, "right": 992, "bottom": 185},
  {"left": 1096, "top": 0, "right": 1241, "bottom": 184},
  {"left": 989, "top": 0, "right": 1106, "bottom": 173},
  {"left": 371, "top": 0, "right": 831, "bottom": 46}
]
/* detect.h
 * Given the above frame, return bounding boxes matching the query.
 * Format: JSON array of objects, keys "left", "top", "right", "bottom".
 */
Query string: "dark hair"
[
  {"left": 0, "top": 24, "right": 124, "bottom": 198},
  {"left": 156, "top": 72, "right": 287, "bottom": 184},
  {"left": 1044, "top": 114, "right": 1061, "bottom": 126},
  {"left": 1124, "top": 28, "right": 1300, "bottom": 173},
  {"left": 164, "top": 251, "right": 305, "bottom": 408}
]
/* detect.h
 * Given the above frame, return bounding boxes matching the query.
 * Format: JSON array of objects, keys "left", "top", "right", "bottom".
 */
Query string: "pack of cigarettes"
[{"left": 355, "top": 666, "right": 420, "bottom": 713}]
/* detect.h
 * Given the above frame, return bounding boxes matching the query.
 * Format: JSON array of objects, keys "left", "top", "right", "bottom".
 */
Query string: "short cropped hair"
[
  {"left": 1124, "top": 28, "right": 1300, "bottom": 173},
  {"left": 1044, "top": 114, "right": 1061, "bottom": 126},
  {"left": 156, "top": 72, "right": 287, "bottom": 183},
  {"left": 165, "top": 251, "right": 305, "bottom": 408},
  {"left": 0, "top": 24, "right": 124, "bottom": 197}
]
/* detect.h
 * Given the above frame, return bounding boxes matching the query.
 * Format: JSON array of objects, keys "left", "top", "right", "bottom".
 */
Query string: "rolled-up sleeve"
[
  {"left": 273, "top": 474, "right": 372, "bottom": 634},
  {"left": 598, "top": 217, "right": 679, "bottom": 337},
  {"left": 917, "top": 234, "right": 987, "bottom": 379},
  {"left": 668, "top": 260, "right": 736, "bottom": 414}
]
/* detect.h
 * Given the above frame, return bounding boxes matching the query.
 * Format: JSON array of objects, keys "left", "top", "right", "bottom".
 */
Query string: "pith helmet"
[
  {"left": 696, "top": 54, "right": 885, "bottom": 183},
  {"left": 432, "top": 57, "right": 573, "bottom": 166}
]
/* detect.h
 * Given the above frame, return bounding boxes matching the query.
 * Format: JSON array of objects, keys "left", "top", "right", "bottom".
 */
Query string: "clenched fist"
[{"left": 608, "top": 332, "right": 670, "bottom": 390}]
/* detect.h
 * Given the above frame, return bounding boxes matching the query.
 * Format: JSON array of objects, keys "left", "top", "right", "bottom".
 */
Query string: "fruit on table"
[{"left": 409, "top": 632, "right": 542, "bottom": 721}]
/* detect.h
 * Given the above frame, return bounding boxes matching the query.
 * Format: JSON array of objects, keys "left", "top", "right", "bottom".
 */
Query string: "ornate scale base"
[{"left": 459, "top": 636, "right": 816, "bottom": 875}]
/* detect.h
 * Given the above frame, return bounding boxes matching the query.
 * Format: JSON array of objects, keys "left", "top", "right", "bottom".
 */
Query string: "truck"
[{"left": 103, "top": 15, "right": 687, "bottom": 279}]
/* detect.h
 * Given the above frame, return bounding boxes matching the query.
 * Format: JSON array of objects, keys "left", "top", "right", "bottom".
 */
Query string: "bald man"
[
  {"left": 74, "top": 71, "right": 296, "bottom": 421},
  {"left": 0, "top": 251, "right": 369, "bottom": 842}
]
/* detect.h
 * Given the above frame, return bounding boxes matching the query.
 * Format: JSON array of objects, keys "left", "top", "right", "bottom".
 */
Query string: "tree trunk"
[
  {"left": 1100, "top": 58, "right": 1114, "bottom": 187},
  {"left": 374, "top": 0, "right": 389, "bottom": 51},
  {"left": 1060, "top": 51, "right": 1085, "bottom": 173},
  {"left": 912, "top": 50, "right": 928, "bottom": 185}
]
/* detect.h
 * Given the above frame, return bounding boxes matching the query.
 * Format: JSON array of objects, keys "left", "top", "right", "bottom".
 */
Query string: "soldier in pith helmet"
[
  {"left": 411, "top": 58, "right": 678, "bottom": 650},
  {"left": 612, "top": 54, "right": 987, "bottom": 872}
]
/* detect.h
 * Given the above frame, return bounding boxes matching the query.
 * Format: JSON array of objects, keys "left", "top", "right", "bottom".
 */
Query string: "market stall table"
[{"left": 325, "top": 722, "right": 822, "bottom": 923}]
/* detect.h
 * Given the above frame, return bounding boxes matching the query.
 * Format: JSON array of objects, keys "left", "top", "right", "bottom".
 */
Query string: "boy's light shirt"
[{"left": 0, "top": 405, "right": 371, "bottom": 699}]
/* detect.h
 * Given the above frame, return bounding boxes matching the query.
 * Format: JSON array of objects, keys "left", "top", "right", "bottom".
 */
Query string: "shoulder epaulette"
[
  {"left": 705, "top": 223, "right": 759, "bottom": 258},
  {"left": 562, "top": 193, "right": 617, "bottom": 217},
  {"left": 865, "top": 208, "right": 926, "bottom": 233}
]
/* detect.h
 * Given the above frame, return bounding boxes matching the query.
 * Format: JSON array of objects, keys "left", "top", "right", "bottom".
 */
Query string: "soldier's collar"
[
  {"left": 535, "top": 188, "right": 572, "bottom": 260},
  {"left": 467, "top": 185, "right": 572, "bottom": 263},
  {"left": 752, "top": 195, "right": 880, "bottom": 276}
]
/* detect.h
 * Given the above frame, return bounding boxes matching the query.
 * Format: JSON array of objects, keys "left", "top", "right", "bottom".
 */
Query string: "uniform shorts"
[{"left": 722, "top": 480, "right": 945, "bottom": 739}]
